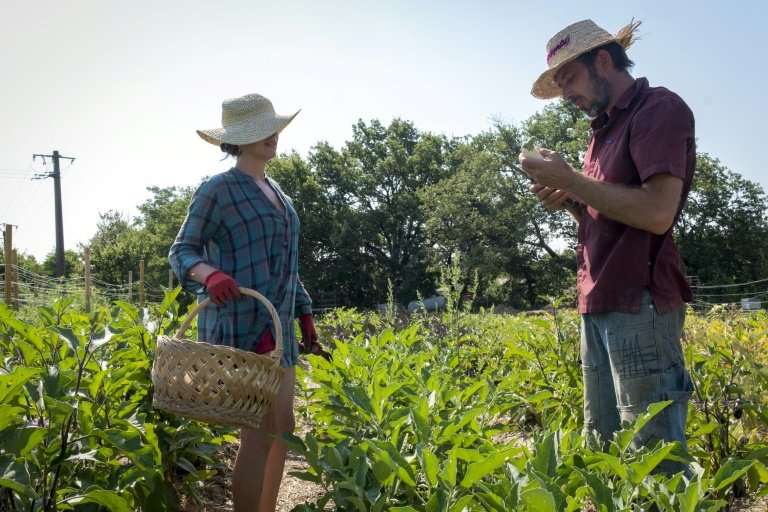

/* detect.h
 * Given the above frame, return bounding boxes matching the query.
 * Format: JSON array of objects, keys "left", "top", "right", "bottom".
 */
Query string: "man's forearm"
[
  {"left": 564, "top": 201, "right": 584, "bottom": 224},
  {"left": 567, "top": 173, "right": 678, "bottom": 235}
]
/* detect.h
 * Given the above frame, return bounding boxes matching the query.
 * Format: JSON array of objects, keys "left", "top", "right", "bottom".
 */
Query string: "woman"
[{"left": 169, "top": 93, "right": 321, "bottom": 511}]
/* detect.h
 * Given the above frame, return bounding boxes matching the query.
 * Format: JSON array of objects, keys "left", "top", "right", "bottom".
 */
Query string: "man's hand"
[
  {"left": 519, "top": 149, "right": 578, "bottom": 190},
  {"left": 204, "top": 271, "right": 241, "bottom": 305},
  {"left": 530, "top": 183, "right": 573, "bottom": 210}
]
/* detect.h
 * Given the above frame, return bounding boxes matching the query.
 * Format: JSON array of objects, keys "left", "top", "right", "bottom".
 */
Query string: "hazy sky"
[{"left": 1, "top": 0, "right": 765, "bottom": 262}]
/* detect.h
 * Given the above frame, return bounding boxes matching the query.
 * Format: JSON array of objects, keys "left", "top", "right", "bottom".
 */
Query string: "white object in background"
[{"left": 741, "top": 297, "right": 762, "bottom": 311}]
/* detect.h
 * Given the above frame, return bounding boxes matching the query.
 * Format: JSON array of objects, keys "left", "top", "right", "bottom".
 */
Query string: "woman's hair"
[{"left": 220, "top": 143, "right": 241, "bottom": 157}]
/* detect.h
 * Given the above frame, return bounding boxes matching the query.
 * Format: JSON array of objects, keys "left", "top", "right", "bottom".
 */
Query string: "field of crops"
[{"left": 1, "top": 288, "right": 767, "bottom": 511}]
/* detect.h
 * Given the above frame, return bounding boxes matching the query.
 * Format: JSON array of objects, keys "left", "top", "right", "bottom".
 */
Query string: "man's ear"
[{"left": 595, "top": 48, "right": 615, "bottom": 74}]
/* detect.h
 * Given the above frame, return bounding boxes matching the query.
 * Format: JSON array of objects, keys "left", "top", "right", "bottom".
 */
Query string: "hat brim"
[
  {"left": 530, "top": 37, "right": 618, "bottom": 99},
  {"left": 197, "top": 110, "right": 300, "bottom": 146}
]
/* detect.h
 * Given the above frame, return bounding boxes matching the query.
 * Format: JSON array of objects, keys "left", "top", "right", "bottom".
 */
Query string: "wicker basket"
[{"left": 151, "top": 287, "right": 284, "bottom": 430}]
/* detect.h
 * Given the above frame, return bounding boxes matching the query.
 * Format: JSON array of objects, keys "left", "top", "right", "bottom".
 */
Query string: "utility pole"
[{"left": 33, "top": 151, "right": 75, "bottom": 277}]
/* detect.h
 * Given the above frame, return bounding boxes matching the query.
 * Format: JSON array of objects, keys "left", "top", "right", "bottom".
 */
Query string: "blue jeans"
[{"left": 581, "top": 290, "right": 692, "bottom": 459}]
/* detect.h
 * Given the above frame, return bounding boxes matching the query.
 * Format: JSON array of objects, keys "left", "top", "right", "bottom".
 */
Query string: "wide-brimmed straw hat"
[
  {"left": 197, "top": 93, "right": 300, "bottom": 146},
  {"left": 531, "top": 19, "right": 641, "bottom": 99}
]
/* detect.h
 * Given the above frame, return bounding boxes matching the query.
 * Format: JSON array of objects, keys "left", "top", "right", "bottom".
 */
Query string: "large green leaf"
[
  {"left": 0, "top": 405, "right": 26, "bottom": 429},
  {"left": 520, "top": 487, "right": 556, "bottom": 512},
  {"left": 461, "top": 447, "right": 520, "bottom": 488},
  {"left": 426, "top": 488, "right": 448, "bottom": 512},
  {"left": 371, "top": 440, "right": 417, "bottom": 487},
  {"left": 421, "top": 447, "right": 439, "bottom": 488},
  {"left": 575, "top": 467, "right": 614, "bottom": 512},
  {"left": 0, "top": 367, "right": 40, "bottom": 404},
  {"left": 590, "top": 452, "right": 628, "bottom": 481},
  {"left": 712, "top": 459, "right": 754, "bottom": 491},
  {"left": 628, "top": 443, "right": 676, "bottom": 484},
  {"left": 677, "top": 477, "right": 702, "bottom": 512},
  {"left": 66, "top": 488, "right": 133, "bottom": 512},
  {"left": 372, "top": 457, "right": 395, "bottom": 484},
  {"left": 440, "top": 452, "right": 457, "bottom": 487},
  {"left": 0, "top": 427, "right": 46, "bottom": 457},
  {"left": 448, "top": 494, "right": 474, "bottom": 512},
  {"left": 0, "top": 456, "right": 33, "bottom": 498},
  {"left": 532, "top": 432, "right": 558, "bottom": 477},
  {"left": 615, "top": 401, "right": 672, "bottom": 452},
  {"left": 98, "top": 427, "right": 154, "bottom": 469}
]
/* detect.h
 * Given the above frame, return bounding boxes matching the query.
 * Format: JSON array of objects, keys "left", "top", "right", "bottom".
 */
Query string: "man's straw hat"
[
  {"left": 197, "top": 93, "right": 300, "bottom": 146},
  {"left": 531, "top": 19, "right": 641, "bottom": 99}
]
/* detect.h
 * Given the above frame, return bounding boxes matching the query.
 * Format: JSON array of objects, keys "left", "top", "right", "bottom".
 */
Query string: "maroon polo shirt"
[{"left": 577, "top": 77, "right": 695, "bottom": 314}]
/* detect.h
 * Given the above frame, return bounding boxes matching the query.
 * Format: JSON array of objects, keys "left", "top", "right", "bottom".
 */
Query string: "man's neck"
[{"left": 606, "top": 73, "right": 636, "bottom": 115}]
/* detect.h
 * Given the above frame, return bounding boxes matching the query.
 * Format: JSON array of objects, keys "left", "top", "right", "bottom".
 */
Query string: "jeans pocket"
[{"left": 616, "top": 367, "right": 692, "bottom": 449}]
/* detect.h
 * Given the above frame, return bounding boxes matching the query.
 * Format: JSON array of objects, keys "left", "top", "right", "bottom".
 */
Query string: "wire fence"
[
  {"left": 688, "top": 275, "right": 767, "bottom": 312},
  {"left": 1, "top": 263, "right": 168, "bottom": 309},
  {"left": 1, "top": 263, "right": 765, "bottom": 314}
]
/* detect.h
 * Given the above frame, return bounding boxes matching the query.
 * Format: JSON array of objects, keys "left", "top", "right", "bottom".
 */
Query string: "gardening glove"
[
  {"left": 299, "top": 314, "right": 331, "bottom": 360},
  {"left": 252, "top": 327, "right": 276, "bottom": 355},
  {"left": 204, "top": 270, "right": 241, "bottom": 305}
]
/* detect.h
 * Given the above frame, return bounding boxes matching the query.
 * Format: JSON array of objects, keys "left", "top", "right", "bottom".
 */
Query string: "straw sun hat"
[
  {"left": 197, "top": 93, "right": 300, "bottom": 146},
  {"left": 531, "top": 19, "right": 641, "bottom": 99}
]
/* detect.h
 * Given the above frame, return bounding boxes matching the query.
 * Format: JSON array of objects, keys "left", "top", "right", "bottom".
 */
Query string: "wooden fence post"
[
  {"left": 83, "top": 247, "right": 91, "bottom": 312},
  {"left": 11, "top": 249, "right": 18, "bottom": 308},
  {"left": 128, "top": 271, "right": 133, "bottom": 302},
  {"left": 139, "top": 259, "right": 145, "bottom": 309}
]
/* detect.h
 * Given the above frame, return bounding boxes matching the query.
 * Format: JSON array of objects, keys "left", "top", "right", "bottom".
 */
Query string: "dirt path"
[{"left": 179, "top": 436, "right": 325, "bottom": 512}]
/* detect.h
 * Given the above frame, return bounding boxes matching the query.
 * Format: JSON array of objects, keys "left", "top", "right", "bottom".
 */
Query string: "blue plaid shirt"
[{"left": 169, "top": 167, "right": 312, "bottom": 367}]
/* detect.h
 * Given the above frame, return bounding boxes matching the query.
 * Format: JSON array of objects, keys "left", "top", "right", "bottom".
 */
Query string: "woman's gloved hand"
[
  {"left": 204, "top": 271, "right": 241, "bottom": 305},
  {"left": 299, "top": 314, "right": 331, "bottom": 360},
  {"left": 252, "top": 327, "right": 276, "bottom": 354}
]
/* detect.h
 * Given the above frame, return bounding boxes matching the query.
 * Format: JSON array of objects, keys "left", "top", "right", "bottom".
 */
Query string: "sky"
[{"left": 1, "top": 0, "right": 766, "bottom": 262}]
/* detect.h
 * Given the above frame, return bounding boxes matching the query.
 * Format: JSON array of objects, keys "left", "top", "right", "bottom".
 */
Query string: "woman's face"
[{"left": 241, "top": 133, "right": 279, "bottom": 161}]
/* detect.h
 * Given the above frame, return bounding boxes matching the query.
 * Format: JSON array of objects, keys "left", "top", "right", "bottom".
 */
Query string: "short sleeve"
[{"left": 629, "top": 95, "right": 694, "bottom": 183}]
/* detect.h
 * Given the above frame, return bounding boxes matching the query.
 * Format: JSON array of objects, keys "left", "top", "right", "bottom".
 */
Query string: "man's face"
[{"left": 555, "top": 59, "right": 611, "bottom": 118}]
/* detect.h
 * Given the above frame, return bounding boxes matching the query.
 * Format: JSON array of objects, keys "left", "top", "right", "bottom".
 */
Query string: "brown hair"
[
  {"left": 576, "top": 41, "right": 635, "bottom": 72},
  {"left": 220, "top": 143, "right": 241, "bottom": 157}
]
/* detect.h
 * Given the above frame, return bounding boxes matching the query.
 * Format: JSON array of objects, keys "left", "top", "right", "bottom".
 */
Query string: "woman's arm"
[
  {"left": 168, "top": 181, "right": 223, "bottom": 292},
  {"left": 294, "top": 276, "right": 313, "bottom": 316}
]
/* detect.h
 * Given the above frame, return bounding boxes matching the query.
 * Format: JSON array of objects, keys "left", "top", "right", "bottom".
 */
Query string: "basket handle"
[{"left": 174, "top": 287, "right": 283, "bottom": 363}]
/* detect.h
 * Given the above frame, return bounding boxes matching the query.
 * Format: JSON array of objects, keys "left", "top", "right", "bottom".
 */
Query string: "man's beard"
[{"left": 569, "top": 66, "right": 611, "bottom": 118}]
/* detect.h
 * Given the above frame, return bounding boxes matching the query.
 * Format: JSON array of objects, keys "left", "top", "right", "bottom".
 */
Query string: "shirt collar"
[
  {"left": 231, "top": 166, "right": 273, "bottom": 185},
  {"left": 614, "top": 77, "right": 648, "bottom": 111},
  {"left": 591, "top": 77, "right": 648, "bottom": 130}
]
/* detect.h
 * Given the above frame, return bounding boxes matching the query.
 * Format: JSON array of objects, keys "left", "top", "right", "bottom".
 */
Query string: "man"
[{"left": 520, "top": 19, "right": 695, "bottom": 463}]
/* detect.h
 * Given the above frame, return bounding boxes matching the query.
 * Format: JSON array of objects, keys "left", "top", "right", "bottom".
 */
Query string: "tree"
[
  {"left": 89, "top": 186, "right": 194, "bottom": 290},
  {"left": 676, "top": 154, "right": 768, "bottom": 287},
  {"left": 0, "top": 251, "right": 42, "bottom": 275},
  {"left": 42, "top": 250, "right": 82, "bottom": 277},
  {"left": 273, "top": 119, "right": 452, "bottom": 306},
  {"left": 78, "top": 107, "right": 768, "bottom": 311},
  {"left": 420, "top": 125, "right": 575, "bottom": 309},
  {"left": 267, "top": 152, "right": 349, "bottom": 307},
  {"left": 89, "top": 211, "right": 147, "bottom": 286},
  {"left": 344, "top": 119, "right": 452, "bottom": 303}
]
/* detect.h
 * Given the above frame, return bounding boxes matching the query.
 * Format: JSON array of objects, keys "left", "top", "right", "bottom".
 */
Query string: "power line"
[
  {"left": 695, "top": 289, "right": 768, "bottom": 298},
  {"left": 691, "top": 276, "right": 768, "bottom": 290}
]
